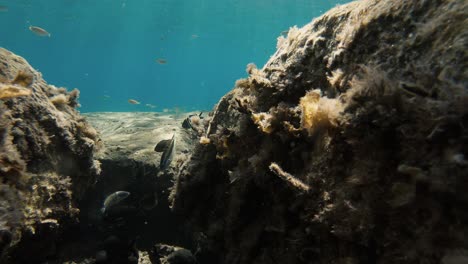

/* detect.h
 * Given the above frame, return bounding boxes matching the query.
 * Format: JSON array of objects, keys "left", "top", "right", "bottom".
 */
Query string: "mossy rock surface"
[
  {"left": 172, "top": 1, "right": 468, "bottom": 263},
  {"left": 0, "top": 48, "right": 100, "bottom": 263}
]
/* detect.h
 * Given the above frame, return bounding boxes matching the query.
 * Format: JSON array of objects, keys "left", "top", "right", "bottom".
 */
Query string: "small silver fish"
[
  {"left": 128, "top": 99, "right": 140, "bottom": 104},
  {"left": 29, "top": 26, "right": 51, "bottom": 37},
  {"left": 154, "top": 134, "right": 175, "bottom": 170},
  {"left": 101, "top": 191, "right": 130, "bottom": 214}
]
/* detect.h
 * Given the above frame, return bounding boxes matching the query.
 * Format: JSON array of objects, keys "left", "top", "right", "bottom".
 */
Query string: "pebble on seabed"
[{"left": 95, "top": 250, "right": 107, "bottom": 263}]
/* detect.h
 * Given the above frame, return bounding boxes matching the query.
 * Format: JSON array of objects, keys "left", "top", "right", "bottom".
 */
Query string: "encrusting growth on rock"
[
  {"left": 299, "top": 89, "right": 343, "bottom": 136},
  {"left": 11, "top": 71, "right": 34, "bottom": 87},
  {"left": 269, "top": 162, "right": 310, "bottom": 192},
  {"left": 0, "top": 84, "right": 31, "bottom": 99},
  {"left": 50, "top": 94, "right": 68, "bottom": 106},
  {"left": 251, "top": 112, "right": 274, "bottom": 134},
  {"left": 0, "top": 71, "right": 34, "bottom": 99},
  {"left": 199, "top": 136, "right": 210, "bottom": 145}
]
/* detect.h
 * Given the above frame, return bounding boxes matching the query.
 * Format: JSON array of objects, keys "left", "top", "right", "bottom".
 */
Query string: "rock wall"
[
  {"left": 172, "top": 0, "right": 468, "bottom": 263},
  {"left": 0, "top": 48, "right": 100, "bottom": 263}
]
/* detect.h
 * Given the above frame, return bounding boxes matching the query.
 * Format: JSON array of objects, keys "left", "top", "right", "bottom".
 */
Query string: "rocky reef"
[
  {"left": 0, "top": 48, "right": 101, "bottom": 263},
  {"left": 172, "top": 0, "right": 468, "bottom": 263},
  {"left": 1, "top": 0, "right": 467, "bottom": 263}
]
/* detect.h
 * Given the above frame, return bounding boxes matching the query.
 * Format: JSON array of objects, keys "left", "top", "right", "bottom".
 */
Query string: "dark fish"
[
  {"left": 29, "top": 26, "right": 51, "bottom": 37},
  {"left": 0, "top": 5, "right": 8, "bottom": 12},
  {"left": 156, "top": 58, "right": 167, "bottom": 64},
  {"left": 182, "top": 117, "right": 193, "bottom": 129},
  {"left": 154, "top": 134, "right": 175, "bottom": 170},
  {"left": 101, "top": 191, "right": 130, "bottom": 214},
  {"left": 182, "top": 112, "right": 204, "bottom": 131},
  {"left": 154, "top": 138, "right": 171, "bottom": 152}
]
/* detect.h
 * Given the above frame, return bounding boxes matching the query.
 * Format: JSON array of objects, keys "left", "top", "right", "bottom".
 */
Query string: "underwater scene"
[
  {"left": 0, "top": 0, "right": 467, "bottom": 264},
  {"left": 1, "top": 0, "right": 350, "bottom": 112}
]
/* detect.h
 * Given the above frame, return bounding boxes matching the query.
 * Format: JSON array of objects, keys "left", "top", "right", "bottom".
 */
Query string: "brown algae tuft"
[
  {"left": 11, "top": 71, "right": 34, "bottom": 87},
  {"left": 0, "top": 84, "right": 32, "bottom": 99},
  {"left": 299, "top": 89, "right": 343, "bottom": 135},
  {"left": 49, "top": 94, "right": 68, "bottom": 107}
]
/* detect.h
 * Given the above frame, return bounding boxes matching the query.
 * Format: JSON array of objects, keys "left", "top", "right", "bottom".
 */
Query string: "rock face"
[
  {"left": 172, "top": 0, "right": 468, "bottom": 263},
  {"left": 0, "top": 48, "right": 100, "bottom": 263}
]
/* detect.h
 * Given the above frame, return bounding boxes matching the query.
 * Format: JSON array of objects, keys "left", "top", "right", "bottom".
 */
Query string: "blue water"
[{"left": 0, "top": 0, "right": 350, "bottom": 112}]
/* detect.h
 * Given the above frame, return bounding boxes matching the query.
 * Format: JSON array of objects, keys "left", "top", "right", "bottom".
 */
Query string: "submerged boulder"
[
  {"left": 150, "top": 244, "right": 196, "bottom": 264},
  {"left": 0, "top": 48, "right": 101, "bottom": 263},
  {"left": 172, "top": 0, "right": 467, "bottom": 263}
]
